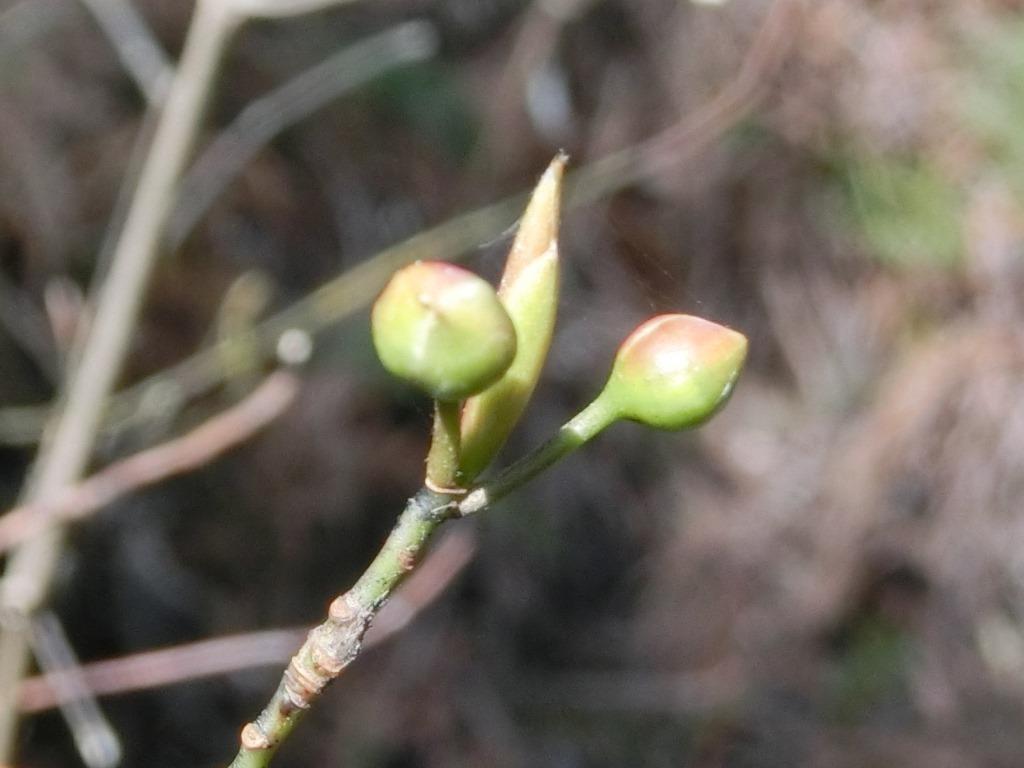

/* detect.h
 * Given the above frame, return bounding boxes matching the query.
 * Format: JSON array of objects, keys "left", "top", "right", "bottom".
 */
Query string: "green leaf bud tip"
[
  {"left": 499, "top": 151, "right": 566, "bottom": 289},
  {"left": 460, "top": 153, "right": 566, "bottom": 480},
  {"left": 372, "top": 261, "right": 517, "bottom": 401},
  {"left": 596, "top": 314, "right": 747, "bottom": 430}
]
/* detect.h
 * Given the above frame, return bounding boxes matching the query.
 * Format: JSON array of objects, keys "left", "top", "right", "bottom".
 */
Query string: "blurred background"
[{"left": 2, "top": 0, "right": 1024, "bottom": 765}]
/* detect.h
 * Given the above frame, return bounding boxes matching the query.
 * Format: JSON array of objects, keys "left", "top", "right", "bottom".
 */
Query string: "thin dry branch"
[
  {"left": 17, "top": 526, "right": 477, "bottom": 713},
  {"left": 78, "top": 0, "right": 172, "bottom": 104},
  {"left": 28, "top": 611, "right": 122, "bottom": 768},
  {"left": 0, "top": 371, "right": 299, "bottom": 554},
  {"left": 167, "top": 20, "right": 439, "bottom": 249},
  {"left": 568, "top": 0, "right": 801, "bottom": 203}
]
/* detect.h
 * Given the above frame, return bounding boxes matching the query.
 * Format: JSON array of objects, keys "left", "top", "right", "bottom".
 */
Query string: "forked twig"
[{"left": 224, "top": 4, "right": 801, "bottom": 765}]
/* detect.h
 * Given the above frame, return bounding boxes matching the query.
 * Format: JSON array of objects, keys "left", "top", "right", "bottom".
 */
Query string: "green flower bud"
[
  {"left": 460, "top": 154, "right": 566, "bottom": 480},
  {"left": 372, "top": 261, "right": 517, "bottom": 401},
  {"left": 595, "top": 314, "right": 747, "bottom": 430}
]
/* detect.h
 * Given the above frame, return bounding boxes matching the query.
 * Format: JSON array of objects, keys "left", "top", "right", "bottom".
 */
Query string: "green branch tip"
[{"left": 459, "top": 313, "right": 748, "bottom": 512}]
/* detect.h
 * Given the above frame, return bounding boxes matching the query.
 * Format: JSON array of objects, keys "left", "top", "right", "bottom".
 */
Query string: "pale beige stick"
[
  {"left": 28, "top": 612, "right": 122, "bottom": 768},
  {"left": 17, "top": 526, "right": 477, "bottom": 713},
  {"left": 0, "top": 3, "right": 244, "bottom": 754},
  {"left": 0, "top": 372, "right": 299, "bottom": 554},
  {"left": 77, "top": 0, "right": 173, "bottom": 104}
]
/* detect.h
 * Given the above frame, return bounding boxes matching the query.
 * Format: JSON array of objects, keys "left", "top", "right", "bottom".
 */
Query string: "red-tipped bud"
[
  {"left": 372, "top": 261, "right": 517, "bottom": 401},
  {"left": 596, "top": 314, "right": 747, "bottom": 430}
]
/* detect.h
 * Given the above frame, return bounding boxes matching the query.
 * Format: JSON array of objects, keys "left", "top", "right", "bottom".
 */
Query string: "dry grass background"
[{"left": 2, "top": 0, "right": 1024, "bottom": 765}]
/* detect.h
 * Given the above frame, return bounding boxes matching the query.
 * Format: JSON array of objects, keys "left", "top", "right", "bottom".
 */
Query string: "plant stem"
[
  {"left": 459, "top": 396, "right": 617, "bottom": 516},
  {"left": 228, "top": 400, "right": 619, "bottom": 766},
  {"left": 228, "top": 488, "right": 452, "bottom": 768},
  {"left": 425, "top": 400, "right": 463, "bottom": 491},
  {"left": 0, "top": 0, "right": 240, "bottom": 758}
]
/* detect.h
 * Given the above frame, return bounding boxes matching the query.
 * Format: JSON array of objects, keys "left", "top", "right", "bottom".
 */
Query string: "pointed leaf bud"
[
  {"left": 595, "top": 314, "right": 747, "bottom": 430},
  {"left": 459, "top": 154, "right": 566, "bottom": 480},
  {"left": 372, "top": 261, "right": 517, "bottom": 401}
]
